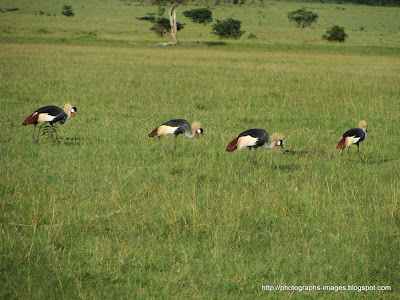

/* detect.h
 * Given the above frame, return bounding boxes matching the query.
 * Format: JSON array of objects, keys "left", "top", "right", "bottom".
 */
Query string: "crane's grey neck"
[
  {"left": 183, "top": 130, "right": 196, "bottom": 139},
  {"left": 261, "top": 141, "right": 277, "bottom": 149}
]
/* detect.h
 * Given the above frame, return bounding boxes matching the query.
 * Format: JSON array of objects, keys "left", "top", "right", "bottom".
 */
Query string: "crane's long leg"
[
  {"left": 36, "top": 124, "right": 45, "bottom": 143},
  {"left": 357, "top": 143, "right": 363, "bottom": 160},
  {"left": 252, "top": 148, "right": 259, "bottom": 165},
  {"left": 158, "top": 136, "right": 163, "bottom": 147},
  {"left": 247, "top": 148, "right": 251, "bottom": 163},
  {"left": 50, "top": 123, "right": 55, "bottom": 142},
  {"left": 32, "top": 124, "right": 37, "bottom": 141},
  {"left": 174, "top": 135, "right": 177, "bottom": 151}
]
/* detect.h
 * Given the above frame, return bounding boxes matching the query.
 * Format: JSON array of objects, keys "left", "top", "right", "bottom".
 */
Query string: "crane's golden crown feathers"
[
  {"left": 271, "top": 133, "right": 284, "bottom": 142},
  {"left": 191, "top": 121, "right": 202, "bottom": 130},
  {"left": 358, "top": 120, "right": 367, "bottom": 129},
  {"left": 64, "top": 103, "right": 73, "bottom": 113}
]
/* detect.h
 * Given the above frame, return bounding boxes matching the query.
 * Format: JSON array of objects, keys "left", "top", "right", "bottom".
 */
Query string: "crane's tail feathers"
[
  {"left": 358, "top": 120, "right": 367, "bottom": 129},
  {"left": 148, "top": 126, "right": 159, "bottom": 137},
  {"left": 191, "top": 121, "right": 202, "bottom": 131},
  {"left": 271, "top": 132, "right": 284, "bottom": 142},
  {"left": 337, "top": 137, "right": 346, "bottom": 149},
  {"left": 22, "top": 112, "right": 38, "bottom": 126},
  {"left": 226, "top": 137, "right": 239, "bottom": 152}
]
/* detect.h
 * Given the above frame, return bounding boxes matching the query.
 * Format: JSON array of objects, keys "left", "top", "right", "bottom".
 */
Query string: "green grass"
[{"left": 1, "top": 0, "right": 400, "bottom": 299}]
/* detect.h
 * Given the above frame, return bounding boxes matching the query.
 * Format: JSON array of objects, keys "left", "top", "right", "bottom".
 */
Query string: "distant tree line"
[
  {"left": 338, "top": 0, "right": 399, "bottom": 6},
  {"left": 123, "top": 0, "right": 399, "bottom": 6}
]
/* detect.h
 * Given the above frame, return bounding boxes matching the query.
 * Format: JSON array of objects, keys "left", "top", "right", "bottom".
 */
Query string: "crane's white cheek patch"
[
  {"left": 38, "top": 113, "right": 56, "bottom": 123},
  {"left": 237, "top": 136, "right": 258, "bottom": 150},
  {"left": 157, "top": 125, "right": 178, "bottom": 136}
]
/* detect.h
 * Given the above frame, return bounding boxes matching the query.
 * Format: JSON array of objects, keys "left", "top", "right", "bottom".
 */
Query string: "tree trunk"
[{"left": 168, "top": 5, "right": 179, "bottom": 45}]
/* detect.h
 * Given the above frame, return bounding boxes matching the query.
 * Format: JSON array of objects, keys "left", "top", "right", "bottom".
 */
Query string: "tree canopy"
[
  {"left": 287, "top": 8, "right": 318, "bottom": 29},
  {"left": 183, "top": 8, "right": 213, "bottom": 25}
]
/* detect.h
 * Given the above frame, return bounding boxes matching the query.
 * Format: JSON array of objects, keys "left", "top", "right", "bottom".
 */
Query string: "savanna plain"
[{"left": 1, "top": 0, "right": 400, "bottom": 299}]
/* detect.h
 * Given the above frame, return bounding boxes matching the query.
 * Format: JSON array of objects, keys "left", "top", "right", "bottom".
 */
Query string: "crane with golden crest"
[
  {"left": 22, "top": 103, "right": 77, "bottom": 142},
  {"left": 226, "top": 129, "right": 284, "bottom": 164},
  {"left": 148, "top": 119, "right": 204, "bottom": 150},
  {"left": 337, "top": 121, "right": 368, "bottom": 154}
]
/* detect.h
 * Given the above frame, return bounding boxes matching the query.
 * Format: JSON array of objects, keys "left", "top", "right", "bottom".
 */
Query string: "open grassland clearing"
[
  {"left": 0, "top": 0, "right": 399, "bottom": 46},
  {"left": 1, "top": 0, "right": 400, "bottom": 299}
]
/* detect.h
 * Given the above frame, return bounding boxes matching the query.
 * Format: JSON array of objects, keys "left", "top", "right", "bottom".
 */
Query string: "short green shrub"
[
  {"left": 61, "top": 5, "right": 74, "bottom": 17},
  {"left": 322, "top": 25, "right": 348, "bottom": 42},
  {"left": 211, "top": 18, "right": 245, "bottom": 39}
]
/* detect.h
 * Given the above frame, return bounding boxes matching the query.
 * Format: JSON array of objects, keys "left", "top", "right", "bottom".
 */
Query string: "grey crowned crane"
[
  {"left": 148, "top": 119, "right": 203, "bottom": 150},
  {"left": 22, "top": 103, "right": 77, "bottom": 142},
  {"left": 226, "top": 129, "right": 284, "bottom": 164},
  {"left": 337, "top": 121, "right": 367, "bottom": 154}
]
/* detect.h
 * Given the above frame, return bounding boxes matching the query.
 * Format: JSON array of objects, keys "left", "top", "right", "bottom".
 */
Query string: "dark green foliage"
[
  {"left": 137, "top": 14, "right": 184, "bottom": 37},
  {"left": 211, "top": 18, "right": 245, "bottom": 39},
  {"left": 322, "top": 25, "right": 348, "bottom": 42},
  {"left": 183, "top": 8, "right": 213, "bottom": 24},
  {"left": 150, "top": 18, "right": 184, "bottom": 37},
  {"left": 247, "top": 33, "right": 257, "bottom": 39},
  {"left": 287, "top": 8, "right": 318, "bottom": 29},
  {"left": 0, "top": 8, "right": 19, "bottom": 13},
  {"left": 339, "top": 0, "right": 399, "bottom": 6},
  {"left": 136, "top": 13, "right": 156, "bottom": 22},
  {"left": 61, "top": 5, "right": 74, "bottom": 17},
  {"left": 151, "top": 0, "right": 186, "bottom": 5}
]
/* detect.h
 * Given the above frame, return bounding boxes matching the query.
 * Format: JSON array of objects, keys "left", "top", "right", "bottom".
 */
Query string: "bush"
[
  {"left": 183, "top": 8, "right": 212, "bottom": 25},
  {"left": 322, "top": 25, "right": 348, "bottom": 42},
  {"left": 211, "top": 18, "right": 245, "bottom": 39},
  {"left": 287, "top": 8, "right": 318, "bottom": 28},
  {"left": 61, "top": 5, "right": 74, "bottom": 17},
  {"left": 136, "top": 13, "right": 156, "bottom": 22}
]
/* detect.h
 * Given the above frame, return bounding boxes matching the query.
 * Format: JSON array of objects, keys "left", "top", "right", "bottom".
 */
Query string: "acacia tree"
[
  {"left": 287, "top": 8, "right": 318, "bottom": 29},
  {"left": 152, "top": 0, "right": 186, "bottom": 45}
]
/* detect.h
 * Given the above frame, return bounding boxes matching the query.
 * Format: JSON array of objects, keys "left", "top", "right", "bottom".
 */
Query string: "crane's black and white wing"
[{"left": 237, "top": 129, "right": 269, "bottom": 149}]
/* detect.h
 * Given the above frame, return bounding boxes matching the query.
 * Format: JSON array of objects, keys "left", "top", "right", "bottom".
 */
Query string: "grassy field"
[{"left": 1, "top": 0, "right": 400, "bottom": 299}]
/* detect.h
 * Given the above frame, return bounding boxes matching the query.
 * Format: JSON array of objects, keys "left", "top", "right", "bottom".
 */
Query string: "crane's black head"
[
  {"left": 276, "top": 140, "right": 284, "bottom": 148},
  {"left": 195, "top": 128, "right": 204, "bottom": 136},
  {"left": 70, "top": 106, "right": 77, "bottom": 117}
]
